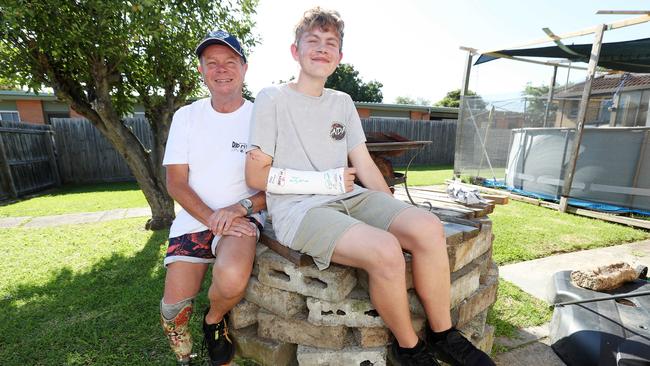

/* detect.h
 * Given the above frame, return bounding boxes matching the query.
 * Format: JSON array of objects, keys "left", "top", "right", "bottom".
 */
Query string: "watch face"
[{"left": 242, "top": 199, "right": 252, "bottom": 208}]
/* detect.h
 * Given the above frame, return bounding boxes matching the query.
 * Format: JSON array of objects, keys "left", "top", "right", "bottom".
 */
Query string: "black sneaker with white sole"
[
  {"left": 426, "top": 327, "right": 495, "bottom": 366},
  {"left": 202, "top": 308, "right": 235, "bottom": 366},
  {"left": 388, "top": 338, "right": 440, "bottom": 366}
]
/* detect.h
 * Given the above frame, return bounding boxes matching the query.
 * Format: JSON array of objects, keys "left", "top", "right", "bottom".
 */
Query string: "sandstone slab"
[
  {"left": 230, "top": 299, "right": 259, "bottom": 329},
  {"left": 232, "top": 325, "right": 297, "bottom": 366},
  {"left": 246, "top": 276, "right": 306, "bottom": 318},
  {"left": 257, "top": 310, "right": 348, "bottom": 350}
]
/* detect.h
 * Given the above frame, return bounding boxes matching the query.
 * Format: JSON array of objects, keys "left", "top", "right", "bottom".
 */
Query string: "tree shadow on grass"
[{"left": 0, "top": 228, "right": 210, "bottom": 366}]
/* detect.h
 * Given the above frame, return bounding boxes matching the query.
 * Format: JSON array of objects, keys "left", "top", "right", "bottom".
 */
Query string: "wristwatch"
[{"left": 239, "top": 198, "right": 253, "bottom": 216}]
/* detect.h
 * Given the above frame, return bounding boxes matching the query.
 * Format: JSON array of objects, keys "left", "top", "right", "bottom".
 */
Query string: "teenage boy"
[
  {"left": 161, "top": 30, "right": 265, "bottom": 366},
  {"left": 245, "top": 7, "right": 495, "bottom": 366}
]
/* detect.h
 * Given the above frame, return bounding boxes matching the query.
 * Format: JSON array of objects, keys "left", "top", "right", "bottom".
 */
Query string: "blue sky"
[{"left": 244, "top": 0, "right": 650, "bottom": 104}]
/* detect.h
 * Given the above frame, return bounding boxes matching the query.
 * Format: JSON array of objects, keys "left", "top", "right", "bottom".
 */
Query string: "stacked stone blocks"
[{"left": 230, "top": 214, "right": 498, "bottom": 366}]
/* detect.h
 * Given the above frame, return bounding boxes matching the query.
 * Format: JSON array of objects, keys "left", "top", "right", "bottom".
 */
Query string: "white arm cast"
[{"left": 266, "top": 167, "right": 346, "bottom": 195}]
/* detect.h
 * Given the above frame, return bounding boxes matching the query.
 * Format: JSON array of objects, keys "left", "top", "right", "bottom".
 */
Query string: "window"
[
  {"left": 0, "top": 111, "right": 20, "bottom": 122},
  {"left": 614, "top": 90, "right": 650, "bottom": 127}
]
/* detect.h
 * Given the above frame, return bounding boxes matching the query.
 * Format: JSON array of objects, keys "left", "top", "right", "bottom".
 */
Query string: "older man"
[{"left": 160, "top": 30, "right": 265, "bottom": 366}]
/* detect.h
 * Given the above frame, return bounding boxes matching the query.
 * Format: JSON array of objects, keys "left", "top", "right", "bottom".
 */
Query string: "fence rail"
[
  {"left": 1, "top": 117, "right": 456, "bottom": 196},
  {"left": 0, "top": 121, "right": 59, "bottom": 199},
  {"left": 51, "top": 118, "right": 152, "bottom": 184}
]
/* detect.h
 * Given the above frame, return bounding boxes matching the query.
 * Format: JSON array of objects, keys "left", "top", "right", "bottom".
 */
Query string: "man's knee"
[{"left": 211, "top": 263, "right": 252, "bottom": 299}]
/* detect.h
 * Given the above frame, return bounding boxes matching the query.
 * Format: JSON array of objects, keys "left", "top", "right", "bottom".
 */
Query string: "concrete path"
[
  {"left": 0, "top": 207, "right": 152, "bottom": 228},
  {"left": 500, "top": 240, "right": 650, "bottom": 301}
]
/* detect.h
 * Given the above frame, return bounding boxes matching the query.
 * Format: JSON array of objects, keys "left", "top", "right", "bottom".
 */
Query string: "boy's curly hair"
[{"left": 294, "top": 7, "right": 344, "bottom": 51}]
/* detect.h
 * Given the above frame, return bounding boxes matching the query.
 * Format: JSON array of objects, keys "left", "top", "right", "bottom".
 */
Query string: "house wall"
[
  {"left": 356, "top": 107, "right": 370, "bottom": 118},
  {"left": 16, "top": 100, "right": 45, "bottom": 124},
  {"left": 554, "top": 99, "right": 604, "bottom": 128}
]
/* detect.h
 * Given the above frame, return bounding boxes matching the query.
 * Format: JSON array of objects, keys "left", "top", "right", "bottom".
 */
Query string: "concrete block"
[
  {"left": 475, "top": 324, "right": 495, "bottom": 354},
  {"left": 452, "top": 263, "right": 498, "bottom": 328},
  {"left": 246, "top": 276, "right": 306, "bottom": 318},
  {"left": 306, "top": 288, "right": 383, "bottom": 327},
  {"left": 230, "top": 299, "right": 259, "bottom": 329},
  {"left": 252, "top": 243, "right": 269, "bottom": 277},
  {"left": 353, "top": 318, "right": 426, "bottom": 348},
  {"left": 231, "top": 325, "right": 297, "bottom": 366},
  {"left": 297, "top": 344, "right": 386, "bottom": 366},
  {"left": 457, "top": 309, "right": 488, "bottom": 341},
  {"left": 257, "top": 310, "right": 348, "bottom": 350},
  {"left": 257, "top": 251, "right": 356, "bottom": 302},
  {"left": 447, "top": 219, "right": 492, "bottom": 272}
]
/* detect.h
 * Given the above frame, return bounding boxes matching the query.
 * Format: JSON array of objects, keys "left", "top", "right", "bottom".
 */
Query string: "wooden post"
[
  {"left": 559, "top": 24, "right": 607, "bottom": 212},
  {"left": 0, "top": 132, "right": 18, "bottom": 198},
  {"left": 43, "top": 128, "right": 61, "bottom": 187},
  {"left": 454, "top": 48, "right": 474, "bottom": 178},
  {"left": 543, "top": 65, "right": 558, "bottom": 127}
]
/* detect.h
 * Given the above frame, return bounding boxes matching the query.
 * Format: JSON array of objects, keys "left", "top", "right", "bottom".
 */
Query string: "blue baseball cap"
[{"left": 195, "top": 29, "right": 247, "bottom": 63}]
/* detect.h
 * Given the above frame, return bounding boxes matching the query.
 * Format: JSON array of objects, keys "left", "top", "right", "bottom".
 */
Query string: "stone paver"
[
  {"left": 23, "top": 211, "right": 106, "bottom": 227},
  {"left": 0, "top": 206, "right": 153, "bottom": 228},
  {"left": 0, "top": 216, "right": 30, "bottom": 228},
  {"left": 495, "top": 324, "right": 550, "bottom": 349}
]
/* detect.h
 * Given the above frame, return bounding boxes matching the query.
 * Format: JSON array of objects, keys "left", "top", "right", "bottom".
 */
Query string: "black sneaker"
[
  {"left": 388, "top": 339, "right": 440, "bottom": 366},
  {"left": 426, "top": 327, "right": 495, "bottom": 366},
  {"left": 202, "top": 308, "right": 235, "bottom": 366}
]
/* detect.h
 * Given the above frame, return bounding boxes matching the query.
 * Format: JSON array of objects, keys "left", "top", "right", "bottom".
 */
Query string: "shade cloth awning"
[{"left": 474, "top": 37, "right": 650, "bottom": 73}]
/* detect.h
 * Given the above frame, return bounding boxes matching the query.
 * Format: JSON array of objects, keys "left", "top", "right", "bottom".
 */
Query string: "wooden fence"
[
  {"left": 362, "top": 118, "right": 456, "bottom": 166},
  {"left": 1, "top": 117, "right": 456, "bottom": 192},
  {"left": 51, "top": 118, "right": 152, "bottom": 184},
  {"left": 0, "top": 121, "right": 60, "bottom": 199}
]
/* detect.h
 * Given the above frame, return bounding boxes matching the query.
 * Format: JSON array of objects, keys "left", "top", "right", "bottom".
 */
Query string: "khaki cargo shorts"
[{"left": 292, "top": 190, "right": 413, "bottom": 270}]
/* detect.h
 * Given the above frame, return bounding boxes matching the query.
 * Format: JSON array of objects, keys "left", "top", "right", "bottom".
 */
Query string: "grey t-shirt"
[{"left": 249, "top": 84, "right": 367, "bottom": 247}]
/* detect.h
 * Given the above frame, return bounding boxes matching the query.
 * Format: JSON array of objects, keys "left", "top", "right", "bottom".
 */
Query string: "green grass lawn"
[
  {"left": 0, "top": 182, "right": 147, "bottom": 218},
  {"left": 4, "top": 171, "right": 649, "bottom": 360},
  {"left": 395, "top": 164, "right": 454, "bottom": 186},
  {"left": 491, "top": 200, "right": 650, "bottom": 265}
]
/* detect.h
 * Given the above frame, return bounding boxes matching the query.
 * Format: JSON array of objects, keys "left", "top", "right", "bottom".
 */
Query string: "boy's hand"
[{"left": 344, "top": 167, "right": 356, "bottom": 192}]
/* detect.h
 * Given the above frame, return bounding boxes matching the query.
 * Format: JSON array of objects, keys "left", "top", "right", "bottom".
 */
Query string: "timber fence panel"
[
  {"left": 361, "top": 118, "right": 456, "bottom": 166},
  {"left": 0, "top": 121, "right": 59, "bottom": 198},
  {"left": 51, "top": 118, "right": 152, "bottom": 184}
]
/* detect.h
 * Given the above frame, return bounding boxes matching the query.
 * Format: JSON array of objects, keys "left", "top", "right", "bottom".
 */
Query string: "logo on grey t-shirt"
[
  {"left": 329, "top": 123, "right": 346, "bottom": 141},
  {"left": 232, "top": 141, "right": 248, "bottom": 153}
]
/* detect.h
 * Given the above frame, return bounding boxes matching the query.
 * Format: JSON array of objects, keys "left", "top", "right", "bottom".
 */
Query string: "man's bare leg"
[
  {"left": 204, "top": 234, "right": 257, "bottom": 324},
  {"left": 164, "top": 262, "right": 210, "bottom": 304},
  {"left": 330, "top": 223, "right": 419, "bottom": 348},
  {"left": 389, "top": 207, "right": 452, "bottom": 331}
]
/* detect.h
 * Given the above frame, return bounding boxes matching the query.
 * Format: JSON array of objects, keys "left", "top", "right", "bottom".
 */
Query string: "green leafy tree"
[
  {"left": 0, "top": 76, "right": 18, "bottom": 90},
  {"left": 325, "top": 63, "right": 383, "bottom": 102},
  {"left": 522, "top": 83, "right": 551, "bottom": 126},
  {"left": 395, "top": 96, "right": 431, "bottom": 106},
  {"left": 0, "top": 0, "right": 257, "bottom": 229},
  {"left": 436, "top": 89, "right": 486, "bottom": 110}
]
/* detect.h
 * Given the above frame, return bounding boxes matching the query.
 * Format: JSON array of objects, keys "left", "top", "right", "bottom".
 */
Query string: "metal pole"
[
  {"left": 544, "top": 66, "right": 558, "bottom": 127},
  {"left": 453, "top": 49, "right": 474, "bottom": 178},
  {"left": 553, "top": 290, "right": 650, "bottom": 307},
  {"left": 559, "top": 24, "right": 607, "bottom": 212}
]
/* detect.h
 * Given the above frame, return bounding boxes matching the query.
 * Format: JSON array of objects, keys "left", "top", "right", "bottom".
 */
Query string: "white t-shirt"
[
  {"left": 249, "top": 85, "right": 366, "bottom": 246},
  {"left": 163, "top": 98, "right": 262, "bottom": 238}
]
